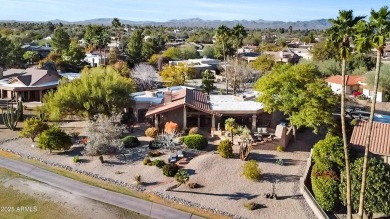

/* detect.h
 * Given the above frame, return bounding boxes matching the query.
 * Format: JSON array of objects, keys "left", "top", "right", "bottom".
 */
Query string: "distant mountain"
[{"left": 3, "top": 18, "right": 332, "bottom": 30}]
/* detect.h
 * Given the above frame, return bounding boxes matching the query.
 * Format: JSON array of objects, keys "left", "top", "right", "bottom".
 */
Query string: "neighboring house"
[
  {"left": 263, "top": 49, "right": 300, "bottom": 64},
  {"left": 169, "top": 58, "right": 220, "bottom": 78},
  {"left": 84, "top": 53, "right": 107, "bottom": 67},
  {"left": 239, "top": 52, "right": 260, "bottom": 63},
  {"left": 238, "top": 45, "right": 258, "bottom": 53},
  {"left": 325, "top": 75, "right": 363, "bottom": 95},
  {"left": 350, "top": 120, "right": 390, "bottom": 164},
  {"left": 21, "top": 44, "right": 52, "bottom": 59},
  {"left": 290, "top": 48, "right": 313, "bottom": 60},
  {"left": 326, "top": 75, "right": 386, "bottom": 102},
  {"left": 0, "top": 67, "right": 60, "bottom": 102}
]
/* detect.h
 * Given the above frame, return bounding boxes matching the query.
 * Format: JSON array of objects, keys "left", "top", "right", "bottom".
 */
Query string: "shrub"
[
  {"left": 164, "top": 121, "right": 179, "bottom": 133},
  {"left": 350, "top": 119, "right": 357, "bottom": 126},
  {"left": 143, "top": 157, "right": 151, "bottom": 165},
  {"left": 148, "top": 140, "right": 161, "bottom": 149},
  {"left": 188, "top": 127, "right": 199, "bottom": 135},
  {"left": 148, "top": 150, "right": 162, "bottom": 157},
  {"left": 37, "top": 125, "right": 72, "bottom": 153},
  {"left": 183, "top": 134, "right": 208, "bottom": 150},
  {"left": 244, "top": 202, "right": 258, "bottom": 210},
  {"left": 19, "top": 117, "right": 49, "bottom": 142},
  {"left": 70, "top": 131, "right": 80, "bottom": 139},
  {"left": 312, "top": 134, "right": 344, "bottom": 170},
  {"left": 242, "top": 160, "right": 261, "bottom": 181},
  {"left": 217, "top": 139, "right": 233, "bottom": 158},
  {"left": 162, "top": 164, "right": 179, "bottom": 177},
  {"left": 311, "top": 163, "right": 339, "bottom": 211},
  {"left": 175, "top": 169, "right": 190, "bottom": 185},
  {"left": 122, "top": 135, "right": 140, "bottom": 148},
  {"left": 73, "top": 155, "right": 79, "bottom": 163},
  {"left": 115, "top": 171, "right": 123, "bottom": 174},
  {"left": 353, "top": 91, "right": 362, "bottom": 97},
  {"left": 275, "top": 159, "right": 284, "bottom": 166},
  {"left": 187, "top": 182, "right": 201, "bottom": 189},
  {"left": 178, "top": 136, "right": 184, "bottom": 144},
  {"left": 276, "top": 145, "right": 284, "bottom": 152},
  {"left": 145, "top": 127, "right": 158, "bottom": 138},
  {"left": 151, "top": 159, "right": 165, "bottom": 168},
  {"left": 134, "top": 174, "right": 142, "bottom": 186}
]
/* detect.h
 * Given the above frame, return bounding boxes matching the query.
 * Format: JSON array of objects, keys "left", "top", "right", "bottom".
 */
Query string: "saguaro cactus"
[
  {"left": 2, "top": 101, "right": 20, "bottom": 130},
  {"left": 17, "top": 100, "right": 24, "bottom": 121}
]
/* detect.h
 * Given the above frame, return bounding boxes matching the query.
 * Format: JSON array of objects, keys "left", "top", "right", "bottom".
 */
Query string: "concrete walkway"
[{"left": 0, "top": 157, "right": 203, "bottom": 219}]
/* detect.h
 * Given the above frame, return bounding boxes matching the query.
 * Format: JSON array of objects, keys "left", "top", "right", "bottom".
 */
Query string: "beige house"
[{"left": 0, "top": 67, "right": 60, "bottom": 102}]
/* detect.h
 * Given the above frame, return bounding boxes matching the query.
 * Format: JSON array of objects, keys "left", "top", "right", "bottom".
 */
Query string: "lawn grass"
[
  {"left": 0, "top": 150, "right": 228, "bottom": 219},
  {"left": 0, "top": 167, "right": 150, "bottom": 219}
]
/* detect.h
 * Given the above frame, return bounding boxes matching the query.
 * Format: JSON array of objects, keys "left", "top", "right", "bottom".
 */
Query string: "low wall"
[{"left": 300, "top": 149, "right": 329, "bottom": 219}]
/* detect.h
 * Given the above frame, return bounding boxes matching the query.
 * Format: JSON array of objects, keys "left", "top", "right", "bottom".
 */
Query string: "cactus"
[
  {"left": 2, "top": 101, "right": 20, "bottom": 130},
  {"left": 17, "top": 100, "right": 24, "bottom": 121}
]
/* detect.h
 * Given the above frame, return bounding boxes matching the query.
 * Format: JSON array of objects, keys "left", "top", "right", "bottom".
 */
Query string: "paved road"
[{"left": 0, "top": 157, "right": 203, "bottom": 219}]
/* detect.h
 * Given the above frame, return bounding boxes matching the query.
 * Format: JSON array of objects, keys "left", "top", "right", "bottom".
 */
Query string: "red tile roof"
[
  {"left": 145, "top": 88, "right": 213, "bottom": 117},
  {"left": 326, "top": 75, "right": 364, "bottom": 86},
  {"left": 350, "top": 120, "right": 390, "bottom": 156}
]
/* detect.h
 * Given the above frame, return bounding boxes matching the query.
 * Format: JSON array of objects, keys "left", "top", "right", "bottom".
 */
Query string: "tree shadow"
[
  {"left": 142, "top": 181, "right": 160, "bottom": 187},
  {"left": 261, "top": 173, "right": 300, "bottom": 183},
  {"left": 276, "top": 195, "right": 302, "bottom": 200},
  {"left": 172, "top": 190, "right": 258, "bottom": 200},
  {"left": 103, "top": 160, "right": 127, "bottom": 166}
]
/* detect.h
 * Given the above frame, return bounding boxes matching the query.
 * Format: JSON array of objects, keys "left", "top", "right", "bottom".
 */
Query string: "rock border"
[{"left": 0, "top": 138, "right": 246, "bottom": 219}]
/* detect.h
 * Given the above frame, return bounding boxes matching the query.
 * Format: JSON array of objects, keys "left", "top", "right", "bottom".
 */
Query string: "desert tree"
[{"left": 132, "top": 63, "right": 158, "bottom": 91}]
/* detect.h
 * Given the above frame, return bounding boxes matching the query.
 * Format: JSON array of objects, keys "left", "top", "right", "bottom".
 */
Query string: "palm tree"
[
  {"left": 327, "top": 10, "right": 365, "bottom": 219},
  {"left": 216, "top": 25, "right": 231, "bottom": 94},
  {"left": 231, "top": 24, "right": 247, "bottom": 95},
  {"left": 354, "top": 6, "right": 390, "bottom": 218}
]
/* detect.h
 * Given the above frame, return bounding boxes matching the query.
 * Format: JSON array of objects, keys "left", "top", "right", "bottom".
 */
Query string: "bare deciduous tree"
[
  {"left": 226, "top": 60, "right": 259, "bottom": 94},
  {"left": 155, "top": 131, "right": 180, "bottom": 152},
  {"left": 83, "top": 113, "right": 127, "bottom": 156},
  {"left": 132, "top": 63, "right": 159, "bottom": 91}
]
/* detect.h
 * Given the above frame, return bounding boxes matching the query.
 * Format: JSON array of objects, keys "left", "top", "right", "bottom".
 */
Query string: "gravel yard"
[{"left": 0, "top": 121, "right": 318, "bottom": 219}]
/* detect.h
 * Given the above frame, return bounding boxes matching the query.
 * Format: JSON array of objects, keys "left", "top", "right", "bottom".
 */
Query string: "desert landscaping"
[{"left": 0, "top": 119, "right": 317, "bottom": 219}]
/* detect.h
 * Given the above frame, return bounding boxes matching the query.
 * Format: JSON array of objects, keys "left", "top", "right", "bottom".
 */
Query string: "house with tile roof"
[
  {"left": 326, "top": 75, "right": 386, "bottom": 102},
  {"left": 350, "top": 120, "right": 390, "bottom": 164},
  {"left": 0, "top": 67, "right": 60, "bottom": 102},
  {"left": 131, "top": 86, "right": 279, "bottom": 132}
]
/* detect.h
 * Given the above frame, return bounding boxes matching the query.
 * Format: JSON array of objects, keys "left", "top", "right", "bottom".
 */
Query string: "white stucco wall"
[
  {"left": 328, "top": 82, "right": 342, "bottom": 94},
  {"left": 363, "top": 88, "right": 383, "bottom": 102}
]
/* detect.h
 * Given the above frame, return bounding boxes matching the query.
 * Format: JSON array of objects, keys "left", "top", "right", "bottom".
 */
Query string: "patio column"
[
  {"left": 252, "top": 114, "right": 257, "bottom": 133},
  {"left": 27, "top": 91, "right": 31, "bottom": 101},
  {"left": 39, "top": 90, "right": 43, "bottom": 102},
  {"left": 211, "top": 115, "right": 216, "bottom": 131},
  {"left": 0, "top": 89, "right": 2, "bottom": 99},
  {"left": 197, "top": 114, "right": 200, "bottom": 128},
  {"left": 183, "top": 106, "right": 187, "bottom": 130},
  {"left": 154, "top": 114, "right": 159, "bottom": 129}
]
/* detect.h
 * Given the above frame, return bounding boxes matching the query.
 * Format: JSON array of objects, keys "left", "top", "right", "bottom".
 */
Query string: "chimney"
[
  {"left": 0, "top": 67, "right": 3, "bottom": 79},
  {"left": 164, "top": 91, "right": 172, "bottom": 103}
]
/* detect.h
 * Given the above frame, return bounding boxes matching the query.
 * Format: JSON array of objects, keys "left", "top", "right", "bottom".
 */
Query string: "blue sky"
[{"left": 0, "top": 0, "right": 388, "bottom": 22}]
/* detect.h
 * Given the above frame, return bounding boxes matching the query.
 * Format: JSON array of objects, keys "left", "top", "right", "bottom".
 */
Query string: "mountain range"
[{"left": 1, "top": 18, "right": 332, "bottom": 30}]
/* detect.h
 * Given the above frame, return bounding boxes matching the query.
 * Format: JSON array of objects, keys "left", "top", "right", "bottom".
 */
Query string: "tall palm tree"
[
  {"left": 354, "top": 6, "right": 390, "bottom": 218},
  {"left": 327, "top": 10, "right": 365, "bottom": 219},
  {"left": 231, "top": 24, "right": 247, "bottom": 95},
  {"left": 216, "top": 25, "right": 231, "bottom": 94}
]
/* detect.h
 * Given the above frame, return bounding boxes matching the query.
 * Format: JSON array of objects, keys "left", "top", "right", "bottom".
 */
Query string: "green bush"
[
  {"left": 19, "top": 117, "right": 49, "bottom": 142},
  {"left": 188, "top": 127, "right": 199, "bottom": 135},
  {"left": 183, "top": 134, "right": 208, "bottom": 150},
  {"left": 175, "top": 169, "right": 190, "bottom": 185},
  {"left": 148, "top": 140, "right": 161, "bottom": 149},
  {"left": 122, "top": 135, "right": 140, "bottom": 148},
  {"left": 276, "top": 145, "right": 284, "bottom": 152},
  {"left": 151, "top": 159, "right": 165, "bottom": 168},
  {"left": 145, "top": 127, "right": 158, "bottom": 138},
  {"left": 143, "top": 157, "right": 151, "bottom": 165},
  {"left": 242, "top": 160, "right": 261, "bottom": 181},
  {"left": 312, "top": 134, "right": 344, "bottom": 170},
  {"left": 217, "top": 139, "right": 233, "bottom": 158},
  {"left": 162, "top": 164, "right": 179, "bottom": 177},
  {"left": 148, "top": 150, "right": 162, "bottom": 157},
  {"left": 73, "top": 155, "right": 79, "bottom": 163},
  {"left": 37, "top": 125, "right": 72, "bottom": 152},
  {"left": 311, "top": 163, "right": 339, "bottom": 211},
  {"left": 178, "top": 136, "right": 184, "bottom": 144}
]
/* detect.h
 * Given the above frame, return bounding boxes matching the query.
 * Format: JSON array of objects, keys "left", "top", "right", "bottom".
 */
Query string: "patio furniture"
[
  {"left": 177, "top": 150, "right": 184, "bottom": 158},
  {"left": 168, "top": 154, "right": 178, "bottom": 163}
]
